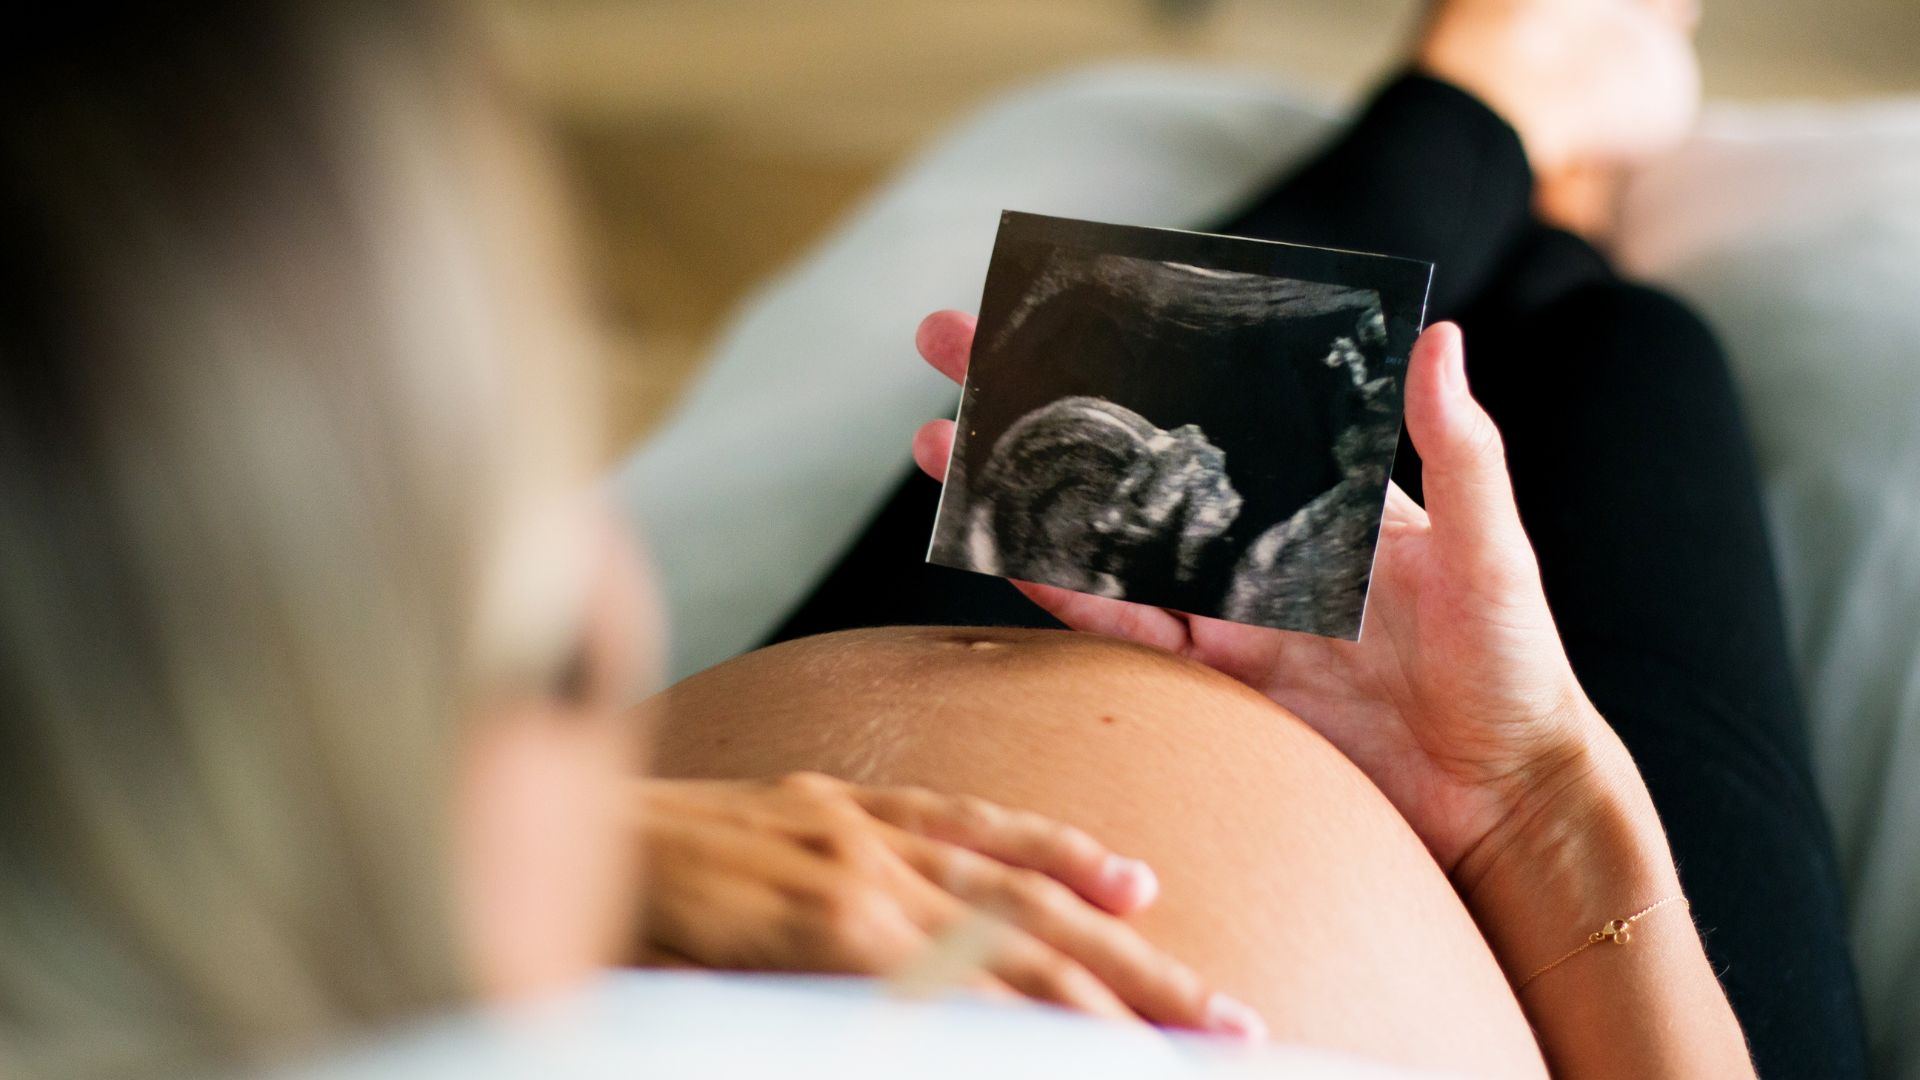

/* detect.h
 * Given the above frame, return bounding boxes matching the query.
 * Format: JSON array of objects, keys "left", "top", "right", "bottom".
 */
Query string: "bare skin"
[
  {"left": 652, "top": 626, "right": 1550, "bottom": 1079},
  {"left": 1414, "top": 0, "right": 1702, "bottom": 238}
]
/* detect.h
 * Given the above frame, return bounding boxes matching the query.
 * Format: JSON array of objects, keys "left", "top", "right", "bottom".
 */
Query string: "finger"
[
  {"left": 912, "top": 419, "right": 955, "bottom": 482},
  {"left": 920, "top": 845, "right": 1266, "bottom": 1039},
  {"left": 892, "top": 961, "right": 1028, "bottom": 1008},
  {"left": 1399, "top": 323, "right": 1535, "bottom": 582},
  {"left": 885, "top": 902, "right": 1018, "bottom": 1000},
  {"left": 852, "top": 786, "right": 1158, "bottom": 914},
  {"left": 981, "top": 921, "right": 1140, "bottom": 1024},
  {"left": 805, "top": 873, "right": 944, "bottom": 976},
  {"left": 879, "top": 871, "right": 1133, "bottom": 1021},
  {"left": 916, "top": 310, "right": 976, "bottom": 384},
  {"left": 1011, "top": 581, "right": 1194, "bottom": 656},
  {"left": 1381, "top": 480, "right": 1429, "bottom": 528}
]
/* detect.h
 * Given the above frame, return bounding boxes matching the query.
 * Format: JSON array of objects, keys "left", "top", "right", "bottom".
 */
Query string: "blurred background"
[{"left": 482, "top": 0, "right": 1920, "bottom": 453}]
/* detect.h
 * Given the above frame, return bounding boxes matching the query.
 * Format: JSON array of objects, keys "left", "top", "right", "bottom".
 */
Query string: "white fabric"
[
  {"left": 276, "top": 972, "right": 1439, "bottom": 1079},
  {"left": 611, "top": 66, "right": 1920, "bottom": 1077}
]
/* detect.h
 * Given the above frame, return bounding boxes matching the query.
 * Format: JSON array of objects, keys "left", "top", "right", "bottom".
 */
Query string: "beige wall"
[{"left": 489, "top": 0, "right": 1920, "bottom": 450}]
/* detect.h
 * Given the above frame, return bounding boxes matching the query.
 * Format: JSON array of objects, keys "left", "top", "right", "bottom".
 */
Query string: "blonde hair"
[{"left": 0, "top": 4, "right": 599, "bottom": 1075}]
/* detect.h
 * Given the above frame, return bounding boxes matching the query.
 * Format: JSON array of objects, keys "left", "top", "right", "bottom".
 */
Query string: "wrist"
[{"left": 1454, "top": 710, "right": 1684, "bottom": 981}]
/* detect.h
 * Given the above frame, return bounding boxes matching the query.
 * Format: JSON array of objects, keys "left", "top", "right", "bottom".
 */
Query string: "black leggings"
[{"left": 772, "top": 75, "right": 1867, "bottom": 1078}]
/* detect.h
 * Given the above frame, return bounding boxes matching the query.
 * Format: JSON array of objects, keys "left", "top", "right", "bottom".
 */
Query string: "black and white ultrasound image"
[{"left": 927, "top": 212, "right": 1432, "bottom": 639}]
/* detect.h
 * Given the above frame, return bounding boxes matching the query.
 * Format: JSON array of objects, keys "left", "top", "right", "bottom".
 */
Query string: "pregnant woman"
[{"left": 0, "top": 1, "right": 1864, "bottom": 1078}]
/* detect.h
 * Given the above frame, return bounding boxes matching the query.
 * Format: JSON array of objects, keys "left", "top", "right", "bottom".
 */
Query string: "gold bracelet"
[{"left": 1515, "top": 895, "right": 1689, "bottom": 991}]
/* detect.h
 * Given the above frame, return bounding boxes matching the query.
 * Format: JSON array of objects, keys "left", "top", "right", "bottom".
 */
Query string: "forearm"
[{"left": 1457, "top": 712, "right": 1754, "bottom": 1080}]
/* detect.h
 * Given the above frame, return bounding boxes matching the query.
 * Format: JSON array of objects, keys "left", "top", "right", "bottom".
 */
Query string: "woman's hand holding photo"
[{"left": 916, "top": 314, "right": 1598, "bottom": 875}]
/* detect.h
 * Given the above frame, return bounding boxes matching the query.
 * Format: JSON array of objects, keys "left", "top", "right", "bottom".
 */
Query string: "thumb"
[{"left": 1401, "top": 323, "right": 1533, "bottom": 578}]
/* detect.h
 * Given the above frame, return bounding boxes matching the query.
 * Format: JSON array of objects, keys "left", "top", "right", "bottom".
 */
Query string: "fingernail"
[
  {"left": 1204, "top": 992, "right": 1269, "bottom": 1042},
  {"left": 1099, "top": 855, "right": 1159, "bottom": 910}
]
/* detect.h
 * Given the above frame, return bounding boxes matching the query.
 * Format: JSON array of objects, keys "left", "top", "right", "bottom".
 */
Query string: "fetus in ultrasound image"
[
  {"left": 1222, "top": 318, "right": 1404, "bottom": 635},
  {"left": 927, "top": 212, "right": 1431, "bottom": 639},
  {"left": 959, "top": 396, "right": 1243, "bottom": 600}
]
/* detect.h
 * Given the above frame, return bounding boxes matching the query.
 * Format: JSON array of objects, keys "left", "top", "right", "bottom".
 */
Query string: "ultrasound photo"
[{"left": 926, "top": 212, "right": 1433, "bottom": 639}]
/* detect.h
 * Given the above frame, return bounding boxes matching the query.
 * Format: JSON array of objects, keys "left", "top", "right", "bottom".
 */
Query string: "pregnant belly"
[{"left": 649, "top": 627, "right": 1543, "bottom": 1078}]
